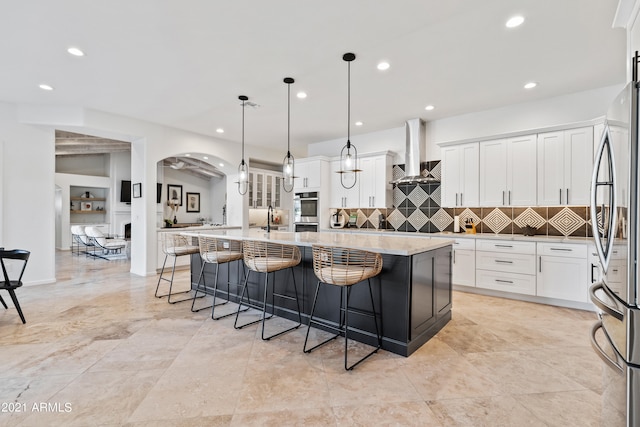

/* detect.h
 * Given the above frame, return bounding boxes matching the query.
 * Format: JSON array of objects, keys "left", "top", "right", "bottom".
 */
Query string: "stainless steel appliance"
[
  {"left": 589, "top": 53, "right": 640, "bottom": 426},
  {"left": 294, "top": 191, "right": 319, "bottom": 232}
]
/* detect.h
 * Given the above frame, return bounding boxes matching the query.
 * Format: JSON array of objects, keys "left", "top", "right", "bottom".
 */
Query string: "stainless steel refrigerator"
[{"left": 590, "top": 55, "right": 640, "bottom": 427}]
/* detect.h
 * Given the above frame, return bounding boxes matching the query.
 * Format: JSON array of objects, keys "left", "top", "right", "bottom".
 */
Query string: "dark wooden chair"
[{"left": 0, "top": 249, "right": 30, "bottom": 324}]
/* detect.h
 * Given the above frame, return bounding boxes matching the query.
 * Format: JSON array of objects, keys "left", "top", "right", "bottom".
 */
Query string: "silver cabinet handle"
[
  {"left": 550, "top": 247, "right": 572, "bottom": 252},
  {"left": 502, "top": 190, "right": 505, "bottom": 205},
  {"left": 494, "top": 244, "right": 513, "bottom": 248},
  {"left": 539, "top": 256, "right": 542, "bottom": 272},
  {"left": 566, "top": 188, "right": 569, "bottom": 204},
  {"left": 559, "top": 188, "right": 562, "bottom": 204},
  {"left": 453, "top": 249, "right": 456, "bottom": 263},
  {"left": 371, "top": 196, "right": 374, "bottom": 206},
  {"left": 495, "top": 260, "right": 513, "bottom": 264},
  {"left": 590, "top": 264, "right": 597, "bottom": 283},
  {"left": 460, "top": 193, "right": 463, "bottom": 205},
  {"left": 495, "top": 279, "right": 513, "bottom": 284},
  {"left": 508, "top": 190, "right": 511, "bottom": 205}
]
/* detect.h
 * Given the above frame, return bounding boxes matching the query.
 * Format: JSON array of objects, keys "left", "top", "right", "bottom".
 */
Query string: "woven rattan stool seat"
[
  {"left": 234, "top": 240, "right": 302, "bottom": 340},
  {"left": 192, "top": 236, "right": 245, "bottom": 318},
  {"left": 305, "top": 245, "right": 383, "bottom": 370}
]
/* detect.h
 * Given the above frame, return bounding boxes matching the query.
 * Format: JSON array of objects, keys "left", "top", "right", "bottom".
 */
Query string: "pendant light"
[
  {"left": 282, "top": 77, "right": 295, "bottom": 193},
  {"left": 338, "top": 52, "right": 361, "bottom": 189},
  {"left": 237, "top": 95, "right": 249, "bottom": 195}
]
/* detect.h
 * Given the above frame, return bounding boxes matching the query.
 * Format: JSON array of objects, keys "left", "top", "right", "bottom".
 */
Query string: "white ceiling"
[{"left": 0, "top": 1, "right": 627, "bottom": 155}]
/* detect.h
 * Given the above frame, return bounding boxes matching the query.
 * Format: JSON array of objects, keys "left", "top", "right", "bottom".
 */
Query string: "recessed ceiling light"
[
  {"left": 425, "top": 105, "right": 435, "bottom": 111},
  {"left": 67, "top": 47, "right": 85, "bottom": 56},
  {"left": 296, "top": 91, "right": 307, "bottom": 99},
  {"left": 39, "top": 84, "right": 54, "bottom": 91},
  {"left": 185, "top": 153, "right": 191, "bottom": 157},
  {"left": 377, "top": 62, "right": 390, "bottom": 71},
  {"left": 219, "top": 163, "right": 224, "bottom": 167},
  {"left": 355, "top": 121, "right": 363, "bottom": 126},
  {"left": 216, "top": 128, "right": 224, "bottom": 133},
  {"left": 524, "top": 82, "right": 537, "bottom": 89},
  {"left": 203, "top": 156, "right": 209, "bottom": 160},
  {"left": 506, "top": 15, "right": 524, "bottom": 28}
]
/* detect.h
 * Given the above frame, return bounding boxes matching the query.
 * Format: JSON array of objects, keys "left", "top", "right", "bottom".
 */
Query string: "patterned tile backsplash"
[{"left": 332, "top": 161, "right": 594, "bottom": 238}]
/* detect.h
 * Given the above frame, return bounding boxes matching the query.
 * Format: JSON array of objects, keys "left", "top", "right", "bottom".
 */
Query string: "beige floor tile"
[
  {"left": 514, "top": 389, "right": 603, "bottom": 427},
  {"left": 428, "top": 395, "right": 548, "bottom": 426},
  {"left": 231, "top": 407, "right": 336, "bottom": 427},
  {"left": 332, "top": 401, "right": 442, "bottom": 427}
]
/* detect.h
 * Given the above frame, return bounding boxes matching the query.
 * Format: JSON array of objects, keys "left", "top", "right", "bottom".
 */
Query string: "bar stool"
[
  {"left": 191, "top": 236, "right": 246, "bottom": 320},
  {"left": 234, "top": 240, "right": 302, "bottom": 340},
  {"left": 304, "top": 245, "right": 383, "bottom": 370},
  {"left": 155, "top": 233, "right": 202, "bottom": 304}
]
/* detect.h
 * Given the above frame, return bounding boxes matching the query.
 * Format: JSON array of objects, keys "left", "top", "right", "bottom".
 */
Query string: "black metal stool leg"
[
  {"left": 8, "top": 289, "right": 25, "bottom": 324},
  {"left": 212, "top": 261, "right": 248, "bottom": 320},
  {"left": 191, "top": 261, "right": 213, "bottom": 312},
  {"left": 304, "top": 281, "right": 340, "bottom": 353},
  {"left": 261, "top": 267, "right": 302, "bottom": 340},
  {"left": 344, "top": 280, "right": 380, "bottom": 371},
  {"left": 0, "top": 294, "right": 7, "bottom": 309},
  {"left": 234, "top": 270, "right": 267, "bottom": 329}
]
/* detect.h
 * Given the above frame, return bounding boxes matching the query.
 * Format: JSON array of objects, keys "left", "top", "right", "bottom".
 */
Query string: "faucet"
[{"left": 267, "top": 205, "right": 273, "bottom": 233}]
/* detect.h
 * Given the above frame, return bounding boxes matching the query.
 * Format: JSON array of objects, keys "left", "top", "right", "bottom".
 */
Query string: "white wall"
[
  {"left": 0, "top": 103, "right": 56, "bottom": 285},
  {"left": 307, "top": 85, "right": 623, "bottom": 162},
  {"left": 160, "top": 168, "right": 212, "bottom": 224},
  {"left": 209, "top": 176, "right": 227, "bottom": 224}
]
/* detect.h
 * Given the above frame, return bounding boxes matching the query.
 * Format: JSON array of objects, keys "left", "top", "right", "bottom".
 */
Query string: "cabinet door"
[
  {"left": 248, "top": 172, "right": 255, "bottom": 207},
  {"left": 274, "top": 176, "right": 282, "bottom": 208},
  {"left": 507, "top": 135, "right": 537, "bottom": 206},
  {"left": 441, "top": 146, "right": 461, "bottom": 208},
  {"left": 537, "top": 255, "right": 588, "bottom": 302},
  {"left": 330, "top": 160, "right": 346, "bottom": 208},
  {"left": 479, "top": 139, "right": 507, "bottom": 206},
  {"left": 452, "top": 248, "right": 475, "bottom": 286},
  {"left": 265, "top": 174, "right": 273, "bottom": 207},
  {"left": 459, "top": 143, "right": 479, "bottom": 206},
  {"left": 564, "top": 127, "right": 593, "bottom": 205},
  {"left": 537, "top": 131, "right": 565, "bottom": 205},
  {"left": 359, "top": 155, "right": 388, "bottom": 208},
  {"left": 255, "top": 172, "right": 264, "bottom": 207}
]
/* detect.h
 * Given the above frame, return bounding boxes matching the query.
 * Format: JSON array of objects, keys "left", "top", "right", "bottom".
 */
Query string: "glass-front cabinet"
[{"left": 249, "top": 169, "right": 284, "bottom": 208}]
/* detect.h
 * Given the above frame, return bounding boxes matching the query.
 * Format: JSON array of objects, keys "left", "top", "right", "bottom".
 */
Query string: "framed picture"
[
  {"left": 167, "top": 184, "right": 183, "bottom": 206},
  {"left": 81, "top": 202, "right": 92, "bottom": 211},
  {"left": 132, "top": 183, "right": 142, "bottom": 198},
  {"left": 186, "top": 192, "right": 200, "bottom": 212}
]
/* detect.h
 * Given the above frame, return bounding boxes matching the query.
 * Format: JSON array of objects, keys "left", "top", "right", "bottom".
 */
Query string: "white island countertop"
[{"left": 182, "top": 229, "right": 453, "bottom": 256}]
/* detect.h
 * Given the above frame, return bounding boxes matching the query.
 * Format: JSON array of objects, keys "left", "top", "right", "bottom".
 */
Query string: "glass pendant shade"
[
  {"left": 237, "top": 95, "right": 249, "bottom": 195},
  {"left": 338, "top": 53, "right": 361, "bottom": 189},
  {"left": 282, "top": 77, "right": 295, "bottom": 193}
]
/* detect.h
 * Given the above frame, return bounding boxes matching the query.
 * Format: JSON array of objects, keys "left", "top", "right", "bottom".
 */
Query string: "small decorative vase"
[{"left": 173, "top": 216, "right": 178, "bottom": 224}]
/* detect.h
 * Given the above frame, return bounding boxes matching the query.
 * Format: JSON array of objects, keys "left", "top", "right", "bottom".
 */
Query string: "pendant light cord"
[
  {"left": 347, "top": 59, "right": 351, "bottom": 147},
  {"left": 241, "top": 99, "right": 245, "bottom": 161},
  {"left": 287, "top": 82, "right": 291, "bottom": 155}
]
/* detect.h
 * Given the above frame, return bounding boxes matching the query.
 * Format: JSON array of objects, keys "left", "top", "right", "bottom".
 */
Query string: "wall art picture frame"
[
  {"left": 186, "top": 192, "right": 200, "bottom": 212},
  {"left": 81, "top": 202, "right": 92, "bottom": 211},
  {"left": 167, "top": 184, "right": 183, "bottom": 206},
  {"left": 132, "top": 183, "right": 142, "bottom": 198}
]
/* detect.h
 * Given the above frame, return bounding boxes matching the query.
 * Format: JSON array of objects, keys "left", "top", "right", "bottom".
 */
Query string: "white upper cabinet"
[
  {"left": 441, "top": 142, "right": 479, "bottom": 208},
  {"left": 294, "top": 158, "right": 327, "bottom": 192},
  {"left": 249, "top": 169, "right": 284, "bottom": 208},
  {"left": 537, "top": 127, "right": 593, "bottom": 205},
  {"left": 330, "top": 159, "right": 359, "bottom": 208},
  {"left": 480, "top": 135, "right": 536, "bottom": 206},
  {"left": 358, "top": 153, "right": 392, "bottom": 208}
]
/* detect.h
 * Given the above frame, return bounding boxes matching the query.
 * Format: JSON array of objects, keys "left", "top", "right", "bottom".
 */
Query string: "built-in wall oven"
[{"left": 294, "top": 191, "right": 319, "bottom": 232}]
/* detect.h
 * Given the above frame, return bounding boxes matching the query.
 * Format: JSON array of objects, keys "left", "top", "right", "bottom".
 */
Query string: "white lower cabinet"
[
  {"left": 537, "top": 243, "right": 588, "bottom": 303},
  {"left": 475, "top": 239, "right": 536, "bottom": 296},
  {"left": 452, "top": 239, "right": 476, "bottom": 287}
]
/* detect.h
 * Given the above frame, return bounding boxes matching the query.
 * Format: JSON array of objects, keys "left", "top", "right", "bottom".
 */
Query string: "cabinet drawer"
[
  {"left": 476, "top": 240, "right": 535, "bottom": 255},
  {"left": 476, "top": 270, "right": 536, "bottom": 295},
  {"left": 452, "top": 238, "right": 475, "bottom": 250},
  {"left": 476, "top": 251, "right": 536, "bottom": 275},
  {"left": 537, "top": 242, "right": 587, "bottom": 258}
]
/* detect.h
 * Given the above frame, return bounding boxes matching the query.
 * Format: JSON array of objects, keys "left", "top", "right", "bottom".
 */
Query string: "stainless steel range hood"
[{"left": 390, "top": 118, "right": 439, "bottom": 184}]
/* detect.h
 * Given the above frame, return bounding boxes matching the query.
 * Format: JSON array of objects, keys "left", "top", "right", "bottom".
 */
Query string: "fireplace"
[{"left": 124, "top": 223, "right": 131, "bottom": 239}]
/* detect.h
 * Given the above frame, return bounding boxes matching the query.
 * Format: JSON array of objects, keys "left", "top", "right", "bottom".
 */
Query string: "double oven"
[{"left": 293, "top": 191, "right": 319, "bottom": 232}]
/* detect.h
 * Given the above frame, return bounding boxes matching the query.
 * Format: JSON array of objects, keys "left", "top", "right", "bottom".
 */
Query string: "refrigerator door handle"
[
  {"left": 590, "top": 321, "right": 624, "bottom": 374},
  {"left": 589, "top": 124, "right": 617, "bottom": 272},
  {"left": 589, "top": 282, "right": 624, "bottom": 321}
]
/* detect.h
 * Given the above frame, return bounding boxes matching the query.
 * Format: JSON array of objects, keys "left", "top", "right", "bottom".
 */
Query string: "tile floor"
[{"left": 0, "top": 251, "right": 606, "bottom": 426}]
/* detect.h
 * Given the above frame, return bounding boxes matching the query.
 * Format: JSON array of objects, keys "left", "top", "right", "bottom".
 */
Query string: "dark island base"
[{"left": 190, "top": 245, "right": 452, "bottom": 357}]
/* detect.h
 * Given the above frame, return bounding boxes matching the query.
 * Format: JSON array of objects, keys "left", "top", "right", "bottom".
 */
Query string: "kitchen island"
[{"left": 183, "top": 229, "right": 453, "bottom": 356}]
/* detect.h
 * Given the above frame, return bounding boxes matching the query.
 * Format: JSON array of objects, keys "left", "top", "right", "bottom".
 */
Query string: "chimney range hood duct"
[{"left": 391, "top": 118, "right": 439, "bottom": 184}]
